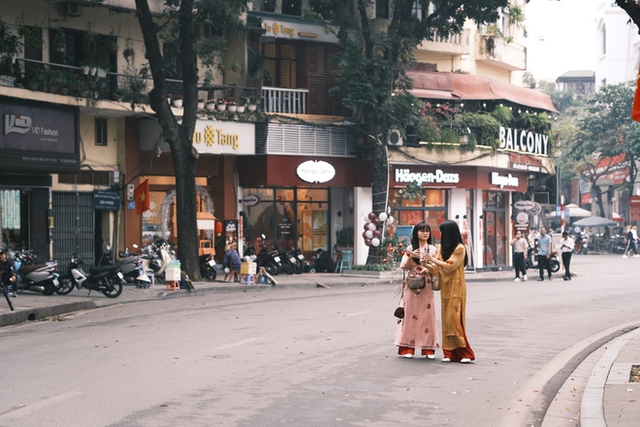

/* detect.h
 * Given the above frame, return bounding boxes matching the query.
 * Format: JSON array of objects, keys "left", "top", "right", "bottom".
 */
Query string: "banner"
[
  {"left": 134, "top": 180, "right": 150, "bottom": 214},
  {"left": 633, "top": 66, "right": 640, "bottom": 122}
]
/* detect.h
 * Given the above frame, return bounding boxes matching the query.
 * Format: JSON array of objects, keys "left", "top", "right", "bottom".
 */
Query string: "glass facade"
[
  {"left": 243, "top": 187, "right": 329, "bottom": 259},
  {"left": 388, "top": 188, "right": 447, "bottom": 242},
  {"left": 482, "top": 190, "right": 507, "bottom": 267}
]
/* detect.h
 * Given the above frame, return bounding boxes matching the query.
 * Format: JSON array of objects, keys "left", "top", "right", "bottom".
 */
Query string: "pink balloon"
[
  {"left": 373, "top": 230, "right": 381, "bottom": 238},
  {"left": 362, "top": 231, "right": 369, "bottom": 238},
  {"left": 367, "top": 223, "right": 377, "bottom": 231},
  {"left": 364, "top": 238, "right": 372, "bottom": 246},
  {"left": 373, "top": 218, "right": 381, "bottom": 226},
  {"left": 364, "top": 223, "right": 371, "bottom": 230},
  {"left": 368, "top": 212, "right": 377, "bottom": 221}
]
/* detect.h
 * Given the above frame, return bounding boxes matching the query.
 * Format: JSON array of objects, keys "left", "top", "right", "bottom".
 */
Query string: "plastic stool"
[{"left": 166, "top": 280, "right": 179, "bottom": 291}]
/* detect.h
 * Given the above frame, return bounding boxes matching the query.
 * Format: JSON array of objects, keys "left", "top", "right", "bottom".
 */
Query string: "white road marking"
[
  {"left": 345, "top": 310, "right": 373, "bottom": 317},
  {"left": 0, "top": 391, "right": 84, "bottom": 419},
  {"left": 216, "top": 338, "right": 259, "bottom": 349}
]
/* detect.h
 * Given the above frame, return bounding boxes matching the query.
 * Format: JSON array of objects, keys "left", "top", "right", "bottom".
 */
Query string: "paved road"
[{"left": 0, "top": 254, "right": 638, "bottom": 426}]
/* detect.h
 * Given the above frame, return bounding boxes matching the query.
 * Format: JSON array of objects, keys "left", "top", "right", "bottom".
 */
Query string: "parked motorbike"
[
  {"left": 199, "top": 253, "right": 217, "bottom": 281},
  {"left": 571, "top": 233, "right": 588, "bottom": 254},
  {"left": 279, "top": 248, "right": 297, "bottom": 275},
  {"left": 526, "top": 248, "right": 561, "bottom": 273},
  {"left": 100, "top": 243, "right": 151, "bottom": 288},
  {"left": 140, "top": 240, "right": 176, "bottom": 281},
  {"left": 12, "top": 249, "right": 58, "bottom": 295},
  {"left": 56, "top": 253, "right": 124, "bottom": 298}
]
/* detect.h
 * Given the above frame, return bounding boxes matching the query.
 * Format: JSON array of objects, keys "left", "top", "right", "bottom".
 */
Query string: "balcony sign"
[
  {"left": 499, "top": 126, "right": 549, "bottom": 156},
  {"left": 296, "top": 160, "right": 335, "bottom": 183}
]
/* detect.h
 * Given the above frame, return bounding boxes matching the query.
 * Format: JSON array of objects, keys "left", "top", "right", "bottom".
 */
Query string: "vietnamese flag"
[
  {"left": 633, "top": 65, "right": 640, "bottom": 122},
  {"left": 134, "top": 180, "right": 150, "bottom": 214}
]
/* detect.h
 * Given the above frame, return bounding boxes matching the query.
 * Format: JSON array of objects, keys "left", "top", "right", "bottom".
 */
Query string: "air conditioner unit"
[
  {"left": 387, "top": 129, "right": 403, "bottom": 146},
  {"left": 60, "top": 2, "right": 83, "bottom": 17}
]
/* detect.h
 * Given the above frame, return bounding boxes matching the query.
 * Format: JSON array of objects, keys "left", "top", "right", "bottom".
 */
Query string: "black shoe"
[
  {"left": 537, "top": 278, "right": 544, "bottom": 281},
  {"left": 563, "top": 276, "right": 568, "bottom": 281}
]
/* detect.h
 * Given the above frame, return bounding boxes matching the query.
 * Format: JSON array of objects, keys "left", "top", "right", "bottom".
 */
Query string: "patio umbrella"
[
  {"left": 572, "top": 215, "right": 617, "bottom": 228},
  {"left": 546, "top": 203, "right": 592, "bottom": 218}
]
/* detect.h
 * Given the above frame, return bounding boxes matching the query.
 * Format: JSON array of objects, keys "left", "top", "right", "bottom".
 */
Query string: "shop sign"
[
  {"left": 93, "top": 190, "right": 121, "bottom": 211},
  {"left": 514, "top": 200, "right": 535, "bottom": 211},
  {"left": 260, "top": 18, "right": 338, "bottom": 43},
  {"left": 139, "top": 119, "right": 256, "bottom": 155},
  {"left": 499, "top": 126, "right": 549, "bottom": 156},
  {"left": 394, "top": 168, "right": 459, "bottom": 185},
  {"left": 511, "top": 162, "right": 541, "bottom": 172},
  {"left": 296, "top": 160, "right": 336, "bottom": 183},
  {"left": 240, "top": 194, "right": 261, "bottom": 206},
  {"left": 491, "top": 172, "right": 519, "bottom": 189}
]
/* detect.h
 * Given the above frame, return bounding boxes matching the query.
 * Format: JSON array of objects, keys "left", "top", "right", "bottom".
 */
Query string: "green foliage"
[
  {"left": 350, "top": 263, "right": 395, "bottom": 271},
  {"left": 454, "top": 111, "right": 501, "bottom": 150}
]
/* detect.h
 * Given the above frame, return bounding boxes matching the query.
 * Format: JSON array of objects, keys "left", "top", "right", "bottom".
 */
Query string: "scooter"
[
  {"left": 140, "top": 240, "right": 176, "bottom": 281},
  {"left": 100, "top": 243, "right": 151, "bottom": 288},
  {"left": 12, "top": 249, "right": 59, "bottom": 295},
  {"left": 199, "top": 253, "right": 217, "bottom": 281},
  {"left": 526, "top": 248, "right": 561, "bottom": 273},
  {"left": 56, "top": 253, "right": 124, "bottom": 298}
]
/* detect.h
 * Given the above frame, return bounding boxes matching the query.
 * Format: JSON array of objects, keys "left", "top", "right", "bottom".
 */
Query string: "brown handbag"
[{"left": 430, "top": 272, "right": 441, "bottom": 291}]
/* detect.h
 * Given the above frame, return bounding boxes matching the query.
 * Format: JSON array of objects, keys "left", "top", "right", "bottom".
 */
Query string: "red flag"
[
  {"left": 134, "top": 180, "right": 150, "bottom": 214},
  {"left": 633, "top": 66, "right": 640, "bottom": 122}
]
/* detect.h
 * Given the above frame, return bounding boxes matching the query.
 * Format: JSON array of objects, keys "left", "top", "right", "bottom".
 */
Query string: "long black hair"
[
  {"left": 410, "top": 221, "right": 432, "bottom": 250},
  {"left": 439, "top": 220, "right": 468, "bottom": 265}
]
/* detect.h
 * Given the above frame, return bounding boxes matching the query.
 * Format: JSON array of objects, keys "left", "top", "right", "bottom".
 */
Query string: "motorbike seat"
[{"left": 20, "top": 263, "right": 50, "bottom": 274}]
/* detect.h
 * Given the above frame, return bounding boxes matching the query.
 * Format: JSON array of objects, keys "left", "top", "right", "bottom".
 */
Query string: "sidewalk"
[{"left": 1, "top": 264, "right": 637, "bottom": 427}]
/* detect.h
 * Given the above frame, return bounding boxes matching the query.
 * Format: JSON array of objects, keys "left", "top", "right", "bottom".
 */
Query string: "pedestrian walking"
[
  {"left": 395, "top": 222, "right": 439, "bottom": 359},
  {"left": 558, "top": 231, "right": 574, "bottom": 280},
  {"left": 510, "top": 230, "right": 528, "bottom": 282},
  {"left": 0, "top": 249, "right": 17, "bottom": 297},
  {"left": 622, "top": 225, "right": 639, "bottom": 258},
  {"left": 536, "top": 227, "right": 553, "bottom": 281},
  {"left": 424, "top": 219, "right": 474, "bottom": 363}
]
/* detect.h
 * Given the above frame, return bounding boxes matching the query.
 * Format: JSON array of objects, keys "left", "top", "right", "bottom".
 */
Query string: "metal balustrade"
[{"left": 261, "top": 86, "right": 309, "bottom": 114}]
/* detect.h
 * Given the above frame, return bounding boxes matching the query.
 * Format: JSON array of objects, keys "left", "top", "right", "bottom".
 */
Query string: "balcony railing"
[
  {"left": 475, "top": 34, "right": 526, "bottom": 71},
  {"left": 261, "top": 86, "right": 309, "bottom": 114},
  {"left": 417, "top": 29, "right": 471, "bottom": 55}
]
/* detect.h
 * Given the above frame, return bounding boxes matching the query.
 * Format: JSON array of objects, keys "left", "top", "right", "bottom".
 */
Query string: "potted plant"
[
  {"left": 236, "top": 101, "right": 246, "bottom": 113},
  {"left": 205, "top": 99, "right": 217, "bottom": 111},
  {"left": 246, "top": 96, "right": 257, "bottom": 112},
  {"left": 216, "top": 98, "right": 227, "bottom": 111},
  {"left": 227, "top": 100, "right": 237, "bottom": 113},
  {"left": 197, "top": 97, "right": 205, "bottom": 110}
]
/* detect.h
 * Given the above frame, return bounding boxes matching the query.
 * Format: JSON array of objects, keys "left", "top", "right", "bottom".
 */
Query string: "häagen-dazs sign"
[
  {"left": 296, "top": 160, "right": 336, "bottom": 183},
  {"left": 240, "top": 194, "right": 261, "bottom": 206}
]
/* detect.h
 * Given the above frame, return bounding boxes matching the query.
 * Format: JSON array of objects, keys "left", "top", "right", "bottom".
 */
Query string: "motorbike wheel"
[
  {"left": 282, "top": 263, "right": 294, "bottom": 275},
  {"left": 551, "top": 259, "right": 560, "bottom": 273},
  {"left": 101, "top": 277, "right": 123, "bottom": 298},
  {"left": 294, "top": 263, "right": 303, "bottom": 274},
  {"left": 55, "top": 277, "right": 75, "bottom": 295},
  {"left": 201, "top": 267, "right": 217, "bottom": 281},
  {"left": 42, "top": 280, "right": 56, "bottom": 296},
  {"left": 266, "top": 265, "right": 280, "bottom": 276}
]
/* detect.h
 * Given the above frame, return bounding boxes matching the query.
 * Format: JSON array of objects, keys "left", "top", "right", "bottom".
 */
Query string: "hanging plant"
[{"left": 52, "top": 28, "right": 66, "bottom": 53}]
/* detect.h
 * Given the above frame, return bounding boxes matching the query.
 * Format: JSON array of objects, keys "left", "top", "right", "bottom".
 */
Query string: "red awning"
[{"left": 407, "top": 71, "right": 558, "bottom": 113}]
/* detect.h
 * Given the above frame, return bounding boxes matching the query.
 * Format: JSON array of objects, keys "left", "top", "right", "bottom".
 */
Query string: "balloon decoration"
[{"left": 361, "top": 209, "right": 396, "bottom": 248}]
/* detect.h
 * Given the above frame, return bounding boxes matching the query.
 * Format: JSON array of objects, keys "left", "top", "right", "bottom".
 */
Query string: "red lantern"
[{"left": 215, "top": 221, "right": 223, "bottom": 235}]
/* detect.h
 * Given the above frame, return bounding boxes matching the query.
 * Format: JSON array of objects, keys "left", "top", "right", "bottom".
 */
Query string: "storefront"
[
  {"left": 239, "top": 155, "right": 371, "bottom": 260},
  {"left": 388, "top": 164, "right": 527, "bottom": 270},
  {"left": 0, "top": 98, "right": 79, "bottom": 260}
]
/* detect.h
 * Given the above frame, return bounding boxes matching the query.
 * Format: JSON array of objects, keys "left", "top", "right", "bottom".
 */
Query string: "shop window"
[
  {"left": 243, "top": 187, "right": 329, "bottom": 258},
  {"left": 58, "top": 171, "right": 110, "bottom": 186},
  {"left": 1, "top": 190, "right": 21, "bottom": 248},
  {"left": 95, "top": 118, "right": 107, "bottom": 146},
  {"left": 376, "top": 0, "right": 390, "bottom": 18},
  {"left": 264, "top": 0, "right": 276, "bottom": 13},
  {"left": 389, "top": 188, "right": 447, "bottom": 242},
  {"left": 482, "top": 190, "right": 507, "bottom": 267}
]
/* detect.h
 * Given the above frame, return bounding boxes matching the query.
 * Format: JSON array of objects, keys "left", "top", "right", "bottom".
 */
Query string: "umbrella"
[
  {"left": 546, "top": 203, "right": 592, "bottom": 218},
  {"left": 572, "top": 215, "right": 617, "bottom": 228}
]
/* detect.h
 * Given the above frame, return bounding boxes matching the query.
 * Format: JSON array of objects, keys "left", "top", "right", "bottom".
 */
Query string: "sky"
[{"left": 524, "top": 0, "right": 601, "bottom": 82}]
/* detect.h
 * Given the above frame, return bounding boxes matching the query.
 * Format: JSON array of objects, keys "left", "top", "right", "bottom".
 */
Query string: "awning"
[{"left": 407, "top": 71, "right": 558, "bottom": 113}]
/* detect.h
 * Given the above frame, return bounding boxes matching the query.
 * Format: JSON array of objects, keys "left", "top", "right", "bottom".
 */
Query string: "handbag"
[
  {"left": 405, "top": 269, "right": 426, "bottom": 290},
  {"left": 430, "top": 272, "right": 441, "bottom": 291},
  {"left": 394, "top": 306, "right": 405, "bottom": 319}
]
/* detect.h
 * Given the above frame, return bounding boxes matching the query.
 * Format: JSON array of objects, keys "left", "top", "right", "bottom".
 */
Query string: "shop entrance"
[{"left": 482, "top": 190, "right": 507, "bottom": 268}]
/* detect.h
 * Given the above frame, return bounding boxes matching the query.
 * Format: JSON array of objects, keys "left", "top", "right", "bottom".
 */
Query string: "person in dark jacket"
[
  {"left": 0, "top": 249, "right": 17, "bottom": 297},
  {"left": 313, "top": 248, "right": 335, "bottom": 273},
  {"left": 222, "top": 243, "right": 242, "bottom": 271}
]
